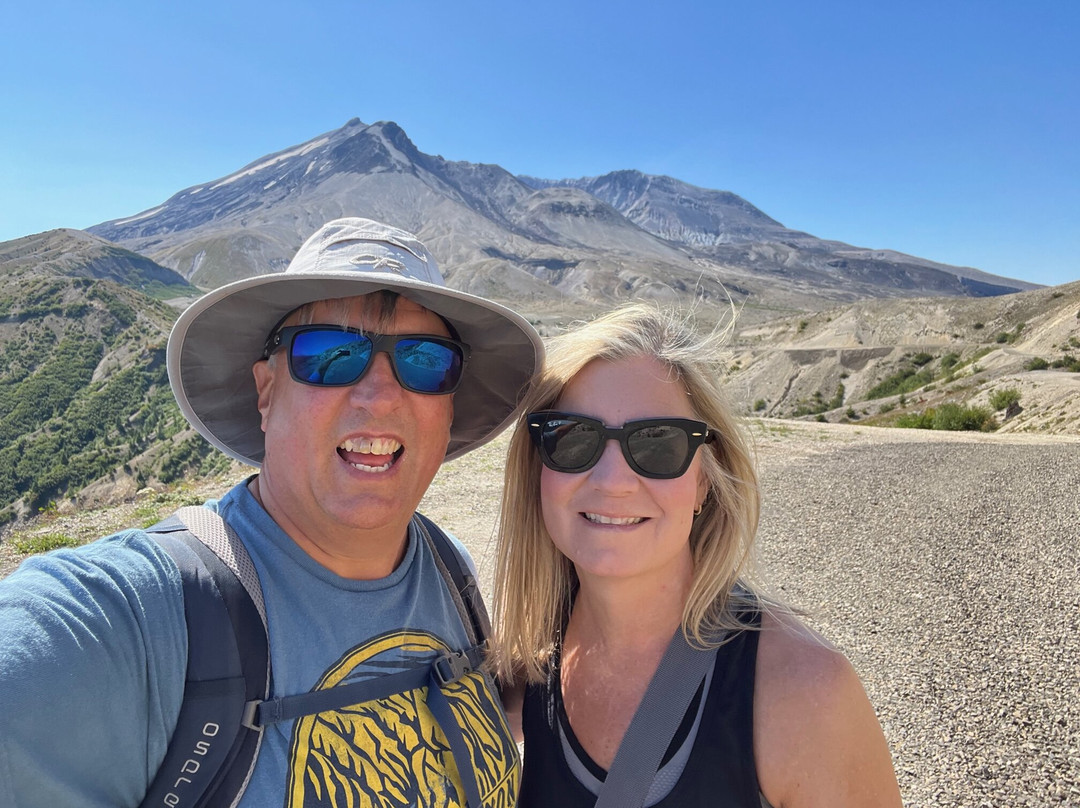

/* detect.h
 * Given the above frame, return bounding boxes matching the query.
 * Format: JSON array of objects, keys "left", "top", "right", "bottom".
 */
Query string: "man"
[{"left": 0, "top": 218, "right": 543, "bottom": 807}]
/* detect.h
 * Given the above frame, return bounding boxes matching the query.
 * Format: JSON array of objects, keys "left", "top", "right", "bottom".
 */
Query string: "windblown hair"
[{"left": 490, "top": 303, "right": 770, "bottom": 684}]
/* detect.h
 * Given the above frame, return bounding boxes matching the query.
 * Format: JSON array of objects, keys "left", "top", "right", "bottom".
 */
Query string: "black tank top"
[{"left": 520, "top": 613, "right": 763, "bottom": 807}]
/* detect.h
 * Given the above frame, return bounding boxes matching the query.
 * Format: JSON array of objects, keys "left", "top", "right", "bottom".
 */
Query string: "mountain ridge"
[{"left": 87, "top": 119, "right": 1039, "bottom": 321}]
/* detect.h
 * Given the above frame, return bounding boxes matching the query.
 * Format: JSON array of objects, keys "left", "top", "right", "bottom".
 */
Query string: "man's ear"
[{"left": 252, "top": 359, "right": 275, "bottom": 431}]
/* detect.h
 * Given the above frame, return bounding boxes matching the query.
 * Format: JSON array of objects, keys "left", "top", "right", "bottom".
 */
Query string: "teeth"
[
  {"left": 339, "top": 437, "right": 402, "bottom": 455},
  {"left": 338, "top": 437, "right": 401, "bottom": 473},
  {"left": 348, "top": 459, "right": 393, "bottom": 473},
  {"left": 584, "top": 513, "right": 644, "bottom": 525}
]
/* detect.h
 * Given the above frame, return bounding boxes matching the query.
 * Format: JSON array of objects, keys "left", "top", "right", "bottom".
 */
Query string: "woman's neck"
[{"left": 566, "top": 561, "right": 693, "bottom": 656}]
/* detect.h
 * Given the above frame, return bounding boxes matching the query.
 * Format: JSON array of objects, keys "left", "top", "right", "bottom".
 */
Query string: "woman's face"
[{"left": 539, "top": 355, "right": 709, "bottom": 587}]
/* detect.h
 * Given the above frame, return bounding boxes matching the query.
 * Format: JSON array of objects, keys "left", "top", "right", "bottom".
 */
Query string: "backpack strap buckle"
[
  {"left": 432, "top": 650, "right": 470, "bottom": 686},
  {"left": 241, "top": 699, "right": 263, "bottom": 730}
]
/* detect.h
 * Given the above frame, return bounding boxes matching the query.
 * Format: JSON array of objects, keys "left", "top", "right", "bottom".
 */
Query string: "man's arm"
[{"left": 0, "top": 532, "right": 188, "bottom": 807}]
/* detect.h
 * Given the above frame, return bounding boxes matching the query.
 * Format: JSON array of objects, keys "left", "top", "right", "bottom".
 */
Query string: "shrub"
[
  {"left": 828, "top": 383, "right": 845, "bottom": 410},
  {"left": 14, "top": 532, "right": 81, "bottom": 555},
  {"left": 896, "top": 403, "right": 996, "bottom": 432},
  {"left": 911, "top": 352, "right": 934, "bottom": 366},
  {"left": 1050, "top": 354, "right": 1080, "bottom": 372},
  {"left": 896, "top": 411, "right": 934, "bottom": 429},
  {"left": 866, "top": 367, "right": 934, "bottom": 399},
  {"left": 973, "top": 322, "right": 984, "bottom": 330},
  {"left": 1024, "top": 357, "right": 1050, "bottom": 371},
  {"left": 753, "top": 399, "right": 767, "bottom": 412},
  {"left": 989, "top": 388, "right": 1022, "bottom": 411},
  {"left": 933, "top": 403, "right": 995, "bottom": 431}
]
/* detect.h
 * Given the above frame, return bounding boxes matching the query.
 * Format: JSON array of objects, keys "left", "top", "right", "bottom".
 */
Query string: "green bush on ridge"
[
  {"left": 895, "top": 402, "right": 996, "bottom": 432},
  {"left": 988, "top": 388, "right": 1022, "bottom": 411}
]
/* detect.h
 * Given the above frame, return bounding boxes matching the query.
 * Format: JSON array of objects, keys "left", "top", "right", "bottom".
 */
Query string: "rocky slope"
[{"left": 728, "top": 279, "right": 1080, "bottom": 434}]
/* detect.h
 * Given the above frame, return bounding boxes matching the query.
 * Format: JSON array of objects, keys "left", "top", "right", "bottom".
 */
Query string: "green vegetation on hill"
[
  {"left": 895, "top": 402, "right": 997, "bottom": 432},
  {"left": 0, "top": 273, "right": 230, "bottom": 522}
]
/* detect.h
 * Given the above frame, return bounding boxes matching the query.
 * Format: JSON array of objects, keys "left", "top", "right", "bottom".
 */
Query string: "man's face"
[{"left": 252, "top": 296, "right": 454, "bottom": 551}]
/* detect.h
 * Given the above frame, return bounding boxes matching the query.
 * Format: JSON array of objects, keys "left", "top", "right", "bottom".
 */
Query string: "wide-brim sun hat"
[{"left": 167, "top": 217, "right": 544, "bottom": 465}]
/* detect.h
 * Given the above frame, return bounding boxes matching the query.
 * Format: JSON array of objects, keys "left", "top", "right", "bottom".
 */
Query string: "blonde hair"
[{"left": 490, "top": 303, "right": 769, "bottom": 684}]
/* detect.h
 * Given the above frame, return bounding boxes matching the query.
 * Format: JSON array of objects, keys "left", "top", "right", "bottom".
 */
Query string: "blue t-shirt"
[{"left": 0, "top": 480, "right": 519, "bottom": 807}]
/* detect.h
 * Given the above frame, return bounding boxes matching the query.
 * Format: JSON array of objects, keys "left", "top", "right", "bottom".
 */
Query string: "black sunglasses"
[
  {"left": 527, "top": 410, "right": 715, "bottom": 479},
  {"left": 263, "top": 325, "right": 471, "bottom": 395}
]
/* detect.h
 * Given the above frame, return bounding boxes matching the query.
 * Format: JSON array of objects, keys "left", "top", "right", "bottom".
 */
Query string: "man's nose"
[{"left": 348, "top": 351, "right": 403, "bottom": 408}]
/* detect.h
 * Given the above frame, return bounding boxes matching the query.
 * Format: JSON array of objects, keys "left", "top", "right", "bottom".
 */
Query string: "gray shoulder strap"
[
  {"left": 595, "top": 629, "right": 719, "bottom": 808},
  {"left": 174, "top": 505, "right": 268, "bottom": 633}
]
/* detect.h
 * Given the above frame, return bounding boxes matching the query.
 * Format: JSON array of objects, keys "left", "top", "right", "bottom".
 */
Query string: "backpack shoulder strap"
[
  {"left": 595, "top": 630, "right": 719, "bottom": 808},
  {"left": 140, "top": 507, "right": 269, "bottom": 808},
  {"left": 413, "top": 511, "right": 491, "bottom": 647}
]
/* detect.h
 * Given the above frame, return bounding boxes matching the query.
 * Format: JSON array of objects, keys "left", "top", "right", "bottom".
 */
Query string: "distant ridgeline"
[{"left": 0, "top": 230, "right": 230, "bottom": 524}]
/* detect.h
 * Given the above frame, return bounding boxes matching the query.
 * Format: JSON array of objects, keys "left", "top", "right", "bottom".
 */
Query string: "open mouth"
[
  {"left": 337, "top": 436, "right": 404, "bottom": 473},
  {"left": 582, "top": 512, "right": 645, "bottom": 526}
]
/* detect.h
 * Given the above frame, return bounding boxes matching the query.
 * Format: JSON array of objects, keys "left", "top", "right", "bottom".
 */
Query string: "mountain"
[
  {"left": 88, "top": 119, "right": 1039, "bottom": 323},
  {"left": 523, "top": 171, "right": 1035, "bottom": 301},
  {"left": 0, "top": 229, "right": 195, "bottom": 298},
  {"left": 0, "top": 231, "right": 223, "bottom": 522}
]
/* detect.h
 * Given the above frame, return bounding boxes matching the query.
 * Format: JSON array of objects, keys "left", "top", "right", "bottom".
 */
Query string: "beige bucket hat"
[{"left": 167, "top": 217, "right": 544, "bottom": 465}]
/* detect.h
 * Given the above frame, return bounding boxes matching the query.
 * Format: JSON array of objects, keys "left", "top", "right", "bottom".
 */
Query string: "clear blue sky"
[{"left": 2, "top": 0, "right": 1077, "bottom": 286}]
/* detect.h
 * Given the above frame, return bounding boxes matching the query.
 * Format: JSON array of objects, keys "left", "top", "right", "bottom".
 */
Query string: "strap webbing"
[
  {"left": 415, "top": 512, "right": 492, "bottom": 646},
  {"left": 246, "top": 645, "right": 485, "bottom": 727},
  {"left": 426, "top": 669, "right": 485, "bottom": 808},
  {"left": 139, "top": 531, "right": 266, "bottom": 808},
  {"left": 594, "top": 630, "right": 719, "bottom": 808}
]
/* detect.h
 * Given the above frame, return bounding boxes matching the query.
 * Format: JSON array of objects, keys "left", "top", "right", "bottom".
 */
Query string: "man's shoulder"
[{"left": 0, "top": 526, "right": 186, "bottom": 614}]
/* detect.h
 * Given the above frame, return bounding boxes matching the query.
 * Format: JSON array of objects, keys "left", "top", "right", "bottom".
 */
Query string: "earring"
[{"left": 693, "top": 503, "right": 703, "bottom": 516}]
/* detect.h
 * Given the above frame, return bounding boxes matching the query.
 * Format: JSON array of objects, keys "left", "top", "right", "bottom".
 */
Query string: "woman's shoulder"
[
  {"left": 752, "top": 610, "right": 902, "bottom": 807},
  {"left": 756, "top": 609, "right": 852, "bottom": 699}
]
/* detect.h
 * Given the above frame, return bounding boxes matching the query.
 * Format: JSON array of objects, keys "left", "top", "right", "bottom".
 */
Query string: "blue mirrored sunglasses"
[{"left": 263, "top": 325, "right": 470, "bottom": 395}]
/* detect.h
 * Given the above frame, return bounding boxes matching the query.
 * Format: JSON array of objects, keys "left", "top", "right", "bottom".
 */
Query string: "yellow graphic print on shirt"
[{"left": 284, "top": 630, "right": 519, "bottom": 808}]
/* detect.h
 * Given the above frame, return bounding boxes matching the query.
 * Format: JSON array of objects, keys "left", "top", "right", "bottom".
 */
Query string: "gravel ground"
[
  {"left": 747, "top": 424, "right": 1080, "bottom": 807},
  {"left": 4, "top": 420, "right": 1079, "bottom": 805}
]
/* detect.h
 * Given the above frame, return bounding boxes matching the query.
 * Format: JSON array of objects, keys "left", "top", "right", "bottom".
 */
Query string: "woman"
[{"left": 491, "top": 304, "right": 902, "bottom": 807}]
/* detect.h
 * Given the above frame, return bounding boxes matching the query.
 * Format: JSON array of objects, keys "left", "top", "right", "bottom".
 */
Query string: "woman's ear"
[{"left": 695, "top": 468, "right": 709, "bottom": 514}]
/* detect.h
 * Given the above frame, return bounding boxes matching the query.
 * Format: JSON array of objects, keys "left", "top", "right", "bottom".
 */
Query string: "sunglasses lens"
[
  {"left": 530, "top": 412, "right": 705, "bottom": 479},
  {"left": 627, "top": 425, "right": 691, "bottom": 477},
  {"left": 290, "top": 330, "right": 373, "bottom": 385},
  {"left": 393, "top": 338, "right": 465, "bottom": 393},
  {"left": 541, "top": 418, "right": 602, "bottom": 471}
]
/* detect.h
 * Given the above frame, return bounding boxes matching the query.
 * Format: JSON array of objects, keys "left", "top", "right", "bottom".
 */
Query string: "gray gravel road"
[{"left": 750, "top": 425, "right": 1080, "bottom": 807}]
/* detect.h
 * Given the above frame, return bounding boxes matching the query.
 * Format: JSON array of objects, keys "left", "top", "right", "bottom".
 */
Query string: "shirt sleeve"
[{"left": 0, "top": 531, "right": 188, "bottom": 807}]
